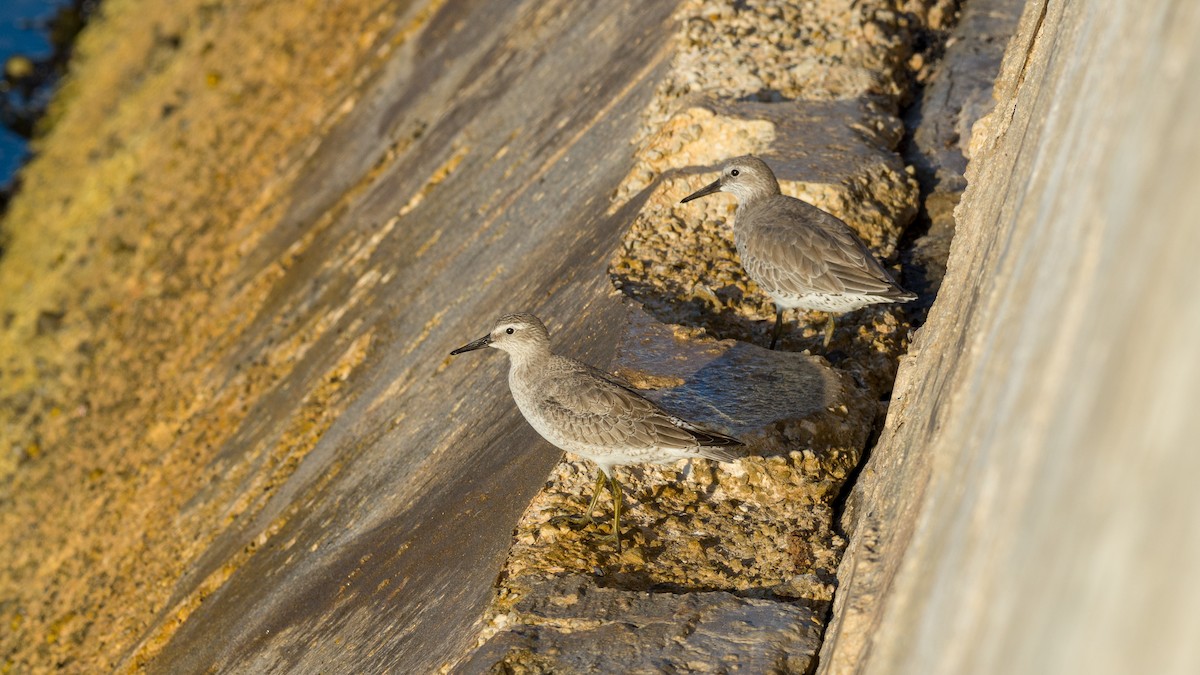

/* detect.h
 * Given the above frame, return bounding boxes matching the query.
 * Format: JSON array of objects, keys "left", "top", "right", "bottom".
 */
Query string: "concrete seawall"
[{"left": 1, "top": 0, "right": 1195, "bottom": 672}]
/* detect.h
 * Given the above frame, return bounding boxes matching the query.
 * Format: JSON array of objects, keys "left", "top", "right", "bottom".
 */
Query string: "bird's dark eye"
[
  {"left": 730, "top": 169, "right": 740, "bottom": 177},
  {"left": 505, "top": 327, "right": 515, "bottom": 334}
]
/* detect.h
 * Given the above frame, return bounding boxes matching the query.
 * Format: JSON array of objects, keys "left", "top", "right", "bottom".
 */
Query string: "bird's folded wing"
[
  {"left": 537, "top": 363, "right": 709, "bottom": 452},
  {"left": 742, "top": 200, "right": 901, "bottom": 297}
]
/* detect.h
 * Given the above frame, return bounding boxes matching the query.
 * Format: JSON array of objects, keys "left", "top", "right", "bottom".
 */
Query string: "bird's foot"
[
  {"left": 598, "top": 528, "right": 624, "bottom": 554},
  {"left": 549, "top": 513, "right": 595, "bottom": 529}
]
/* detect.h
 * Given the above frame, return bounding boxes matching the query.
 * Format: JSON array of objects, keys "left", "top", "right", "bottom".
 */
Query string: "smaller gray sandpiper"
[
  {"left": 681, "top": 155, "right": 916, "bottom": 349},
  {"left": 450, "top": 312, "right": 742, "bottom": 553}
]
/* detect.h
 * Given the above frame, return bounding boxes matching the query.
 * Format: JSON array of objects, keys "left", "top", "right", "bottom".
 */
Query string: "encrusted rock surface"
[
  {"left": 460, "top": 1, "right": 945, "bottom": 671},
  {"left": 460, "top": 575, "right": 823, "bottom": 674},
  {"left": 463, "top": 306, "right": 875, "bottom": 672}
]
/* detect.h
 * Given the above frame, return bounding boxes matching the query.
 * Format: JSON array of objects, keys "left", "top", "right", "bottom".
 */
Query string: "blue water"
[{"left": 0, "top": 0, "right": 80, "bottom": 186}]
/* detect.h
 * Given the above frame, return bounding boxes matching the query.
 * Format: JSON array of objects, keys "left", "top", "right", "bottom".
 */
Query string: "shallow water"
[{"left": 0, "top": 0, "right": 85, "bottom": 186}]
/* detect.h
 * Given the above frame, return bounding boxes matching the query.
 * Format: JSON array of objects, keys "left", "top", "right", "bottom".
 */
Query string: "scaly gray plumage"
[
  {"left": 450, "top": 312, "right": 742, "bottom": 553},
  {"left": 681, "top": 155, "right": 915, "bottom": 349}
]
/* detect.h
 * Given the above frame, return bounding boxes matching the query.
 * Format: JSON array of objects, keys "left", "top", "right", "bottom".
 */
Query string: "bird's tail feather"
[
  {"left": 698, "top": 445, "right": 743, "bottom": 463},
  {"left": 687, "top": 427, "right": 744, "bottom": 463}
]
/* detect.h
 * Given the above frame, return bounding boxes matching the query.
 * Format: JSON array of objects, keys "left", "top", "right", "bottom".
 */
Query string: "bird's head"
[
  {"left": 679, "top": 155, "right": 780, "bottom": 205},
  {"left": 450, "top": 312, "right": 550, "bottom": 359}
]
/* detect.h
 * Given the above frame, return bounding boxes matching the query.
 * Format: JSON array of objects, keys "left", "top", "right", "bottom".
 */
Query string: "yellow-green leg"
[
  {"left": 598, "top": 472, "right": 625, "bottom": 553},
  {"left": 823, "top": 314, "right": 836, "bottom": 348},
  {"left": 551, "top": 471, "right": 607, "bottom": 526},
  {"left": 769, "top": 307, "right": 786, "bottom": 350}
]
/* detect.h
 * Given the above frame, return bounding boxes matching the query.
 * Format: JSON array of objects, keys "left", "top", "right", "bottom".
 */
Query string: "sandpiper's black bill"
[
  {"left": 450, "top": 335, "right": 491, "bottom": 355},
  {"left": 680, "top": 178, "right": 721, "bottom": 203}
]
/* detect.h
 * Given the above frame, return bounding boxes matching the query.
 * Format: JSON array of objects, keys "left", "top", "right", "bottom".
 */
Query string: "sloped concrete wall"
[
  {"left": 0, "top": 1, "right": 683, "bottom": 671},
  {"left": 6, "top": 0, "right": 959, "bottom": 669},
  {"left": 7, "top": 0, "right": 1194, "bottom": 671},
  {"left": 820, "top": 1, "right": 1200, "bottom": 673}
]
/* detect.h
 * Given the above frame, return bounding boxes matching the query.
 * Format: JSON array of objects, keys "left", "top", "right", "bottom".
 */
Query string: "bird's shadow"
[{"left": 612, "top": 304, "right": 841, "bottom": 456}]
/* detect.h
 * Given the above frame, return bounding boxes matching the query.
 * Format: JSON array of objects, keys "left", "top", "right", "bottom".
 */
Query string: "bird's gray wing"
[
  {"left": 538, "top": 360, "right": 740, "bottom": 455},
  {"left": 741, "top": 199, "right": 906, "bottom": 298},
  {"left": 579, "top": 365, "right": 742, "bottom": 448}
]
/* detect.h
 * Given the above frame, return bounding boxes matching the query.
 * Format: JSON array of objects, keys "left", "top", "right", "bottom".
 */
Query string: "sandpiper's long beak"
[
  {"left": 680, "top": 178, "right": 722, "bottom": 203},
  {"left": 450, "top": 334, "right": 491, "bottom": 355}
]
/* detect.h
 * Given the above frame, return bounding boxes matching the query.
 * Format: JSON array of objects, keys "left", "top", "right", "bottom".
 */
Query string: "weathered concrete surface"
[
  {"left": 820, "top": 1, "right": 1200, "bottom": 673},
  {"left": 0, "top": 0, "right": 684, "bottom": 671}
]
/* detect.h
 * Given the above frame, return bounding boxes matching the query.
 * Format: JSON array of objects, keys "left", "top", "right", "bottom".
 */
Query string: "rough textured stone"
[
  {"left": 901, "top": 0, "right": 1025, "bottom": 297},
  {"left": 461, "top": 575, "right": 823, "bottom": 674},
  {"left": 460, "top": 305, "right": 875, "bottom": 671},
  {"left": 819, "top": 1, "right": 1200, "bottom": 674},
  {"left": 459, "top": 2, "right": 943, "bottom": 671},
  {"left": 663, "top": 0, "right": 919, "bottom": 106}
]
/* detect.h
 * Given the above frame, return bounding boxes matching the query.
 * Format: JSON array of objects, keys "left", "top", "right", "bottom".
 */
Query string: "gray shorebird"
[
  {"left": 450, "top": 312, "right": 742, "bottom": 553},
  {"left": 680, "top": 155, "right": 915, "bottom": 349}
]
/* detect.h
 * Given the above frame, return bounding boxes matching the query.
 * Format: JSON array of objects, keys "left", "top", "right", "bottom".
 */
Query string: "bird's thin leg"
[
  {"left": 823, "top": 314, "right": 836, "bottom": 348},
  {"left": 551, "top": 471, "right": 606, "bottom": 527},
  {"left": 769, "top": 307, "right": 785, "bottom": 350},
  {"left": 597, "top": 471, "right": 624, "bottom": 553},
  {"left": 610, "top": 474, "right": 624, "bottom": 553},
  {"left": 582, "top": 471, "right": 606, "bottom": 522}
]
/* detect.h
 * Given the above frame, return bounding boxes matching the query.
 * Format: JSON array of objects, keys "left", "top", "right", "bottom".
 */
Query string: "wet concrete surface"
[
  {"left": 140, "top": 3, "right": 683, "bottom": 672},
  {"left": 0, "top": 0, "right": 685, "bottom": 671}
]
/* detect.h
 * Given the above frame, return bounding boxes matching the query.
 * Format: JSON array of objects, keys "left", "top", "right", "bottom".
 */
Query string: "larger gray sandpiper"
[
  {"left": 680, "top": 155, "right": 916, "bottom": 349},
  {"left": 450, "top": 312, "right": 742, "bottom": 553}
]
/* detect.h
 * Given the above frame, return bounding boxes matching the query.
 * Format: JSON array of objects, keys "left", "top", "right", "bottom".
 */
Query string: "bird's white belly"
[{"left": 772, "top": 292, "right": 892, "bottom": 313}]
